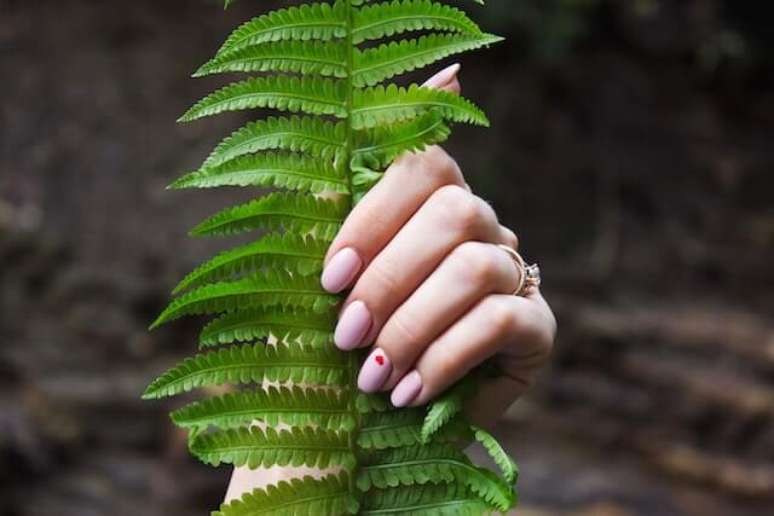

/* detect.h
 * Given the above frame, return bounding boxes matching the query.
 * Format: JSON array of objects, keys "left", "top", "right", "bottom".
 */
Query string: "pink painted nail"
[
  {"left": 321, "top": 248, "right": 362, "bottom": 293},
  {"left": 334, "top": 301, "right": 372, "bottom": 351},
  {"left": 391, "top": 371, "right": 423, "bottom": 407},
  {"left": 422, "top": 63, "right": 461, "bottom": 89},
  {"left": 358, "top": 349, "right": 392, "bottom": 393}
]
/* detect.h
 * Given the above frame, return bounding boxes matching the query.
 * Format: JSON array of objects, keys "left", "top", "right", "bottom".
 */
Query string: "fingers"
[
  {"left": 367, "top": 242, "right": 521, "bottom": 389},
  {"left": 391, "top": 293, "right": 556, "bottom": 407},
  {"left": 321, "top": 64, "right": 464, "bottom": 294},
  {"left": 423, "top": 63, "right": 462, "bottom": 94},
  {"left": 335, "top": 185, "right": 503, "bottom": 350},
  {"left": 322, "top": 147, "right": 465, "bottom": 292},
  {"left": 499, "top": 225, "right": 519, "bottom": 251}
]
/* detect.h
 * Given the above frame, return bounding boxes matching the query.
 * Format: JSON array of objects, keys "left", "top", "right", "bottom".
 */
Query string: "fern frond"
[
  {"left": 472, "top": 426, "right": 519, "bottom": 485},
  {"left": 421, "top": 379, "right": 470, "bottom": 443},
  {"left": 179, "top": 76, "right": 347, "bottom": 123},
  {"left": 352, "top": 0, "right": 483, "bottom": 44},
  {"left": 361, "top": 484, "right": 492, "bottom": 515},
  {"left": 358, "top": 444, "right": 514, "bottom": 512},
  {"left": 147, "top": 0, "right": 515, "bottom": 513},
  {"left": 358, "top": 410, "right": 470, "bottom": 450},
  {"left": 356, "top": 392, "right": 392, "bottom": 414},
  {"left": 196, "top": 39, "right": 347, "bottom": 79},
  {"left": 214, "top": 473, "right": 359, "bottom": 516},
  {"left": 353, "top": 33, "right": 503, "bottom": 88},
  {"left": 200, "top": 305, "right": 335, "bottom": 348},
  {"left": 170, "top": 152, "right": 349, "bottom": 194},
  {"left": 353, "top": 111, "right": 450, "bottom": 169},
  {"left": 171, "top": 386, "right": 354, "bottom": 433},
  {"left": 358, "top": 409, "right": 425, "bottom": 450},
  {"left": 191, "top": 426, "right": 356, "bottom": 470},
  {"left": 217, "top": 1, "right": 348, "bottom": 56},
  {"left": 201, "top": 117, "right": 346, "bottom": 170},
  {"left": 352, "top": 84, "right": 489, "bottom": 130},
  {"left": 142, "top": 342, "right": 349, "bottom": 400},
  {"left": 151, "top": 270, "right": 337, "bottom": 329},
  {"left": 190, "top": 192, "right": 346, "bottom": 240},
  {"left": 173, "top": 233, "right": 329, "bottom": 294}
]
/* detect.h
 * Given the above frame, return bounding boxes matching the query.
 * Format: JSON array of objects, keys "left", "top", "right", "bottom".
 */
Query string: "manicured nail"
[
  {"left": 423, "top": 63, "right": 461, "bottom": 89},
  {"left": 358, "top": 349, "right": 392, "bottom": 393},
  {"left": 321, "top": 248, "right": 362, "bottom": 293},
  {"left": 334, "top": 301, "right": 372, "bottom": 351},
  {"left": 391, "top": 371, "right": 423, "bottom": 408}
]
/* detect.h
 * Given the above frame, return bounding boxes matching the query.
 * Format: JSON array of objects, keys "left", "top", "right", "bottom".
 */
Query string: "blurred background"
[{"left": 1, "top": 0, "right": 773, "bottom": 514}]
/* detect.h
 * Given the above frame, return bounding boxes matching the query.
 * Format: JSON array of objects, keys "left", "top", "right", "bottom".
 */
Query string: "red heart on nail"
[{"left": 375, "top": 355, "right": 385, "bottom": 366}]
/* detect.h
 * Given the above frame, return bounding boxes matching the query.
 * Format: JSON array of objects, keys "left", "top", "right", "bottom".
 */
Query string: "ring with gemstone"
[{"left": 497, "top": 245, "right": 542, "bottom": 296}]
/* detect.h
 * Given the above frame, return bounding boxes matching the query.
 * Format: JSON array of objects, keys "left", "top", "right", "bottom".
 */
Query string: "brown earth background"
[{"left": 1, "top": 0, "right": 773, "bottom": 515}]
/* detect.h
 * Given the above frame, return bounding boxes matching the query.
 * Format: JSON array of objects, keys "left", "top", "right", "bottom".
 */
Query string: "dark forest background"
[{"left": 1, "top": 1, "right": 773, "bottom": 514}]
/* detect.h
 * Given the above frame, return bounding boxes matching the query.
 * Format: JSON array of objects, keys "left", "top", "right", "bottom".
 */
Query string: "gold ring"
[{"left": 497, "top": 245, "right": 541, "bottom": 296}]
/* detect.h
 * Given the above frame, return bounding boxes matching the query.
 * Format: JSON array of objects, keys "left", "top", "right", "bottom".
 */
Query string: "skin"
[{"left": 225, "top": 64, "right": 557, "bottom": 502}]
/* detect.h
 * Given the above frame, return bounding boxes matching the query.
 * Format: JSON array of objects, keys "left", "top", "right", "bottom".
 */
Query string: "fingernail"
[
  {"left": 423, "top": 63, "right": 461, "bottom": 89},
  {"left": 391, "top": 370, "right": 423, "bottom": 407},
  {"left": 358, "top": 349, "right": 392, "bottom": 393},
  {"left": 321, "top": 248, "right": 362, "bottom": 293},
  {"left": 334, "top": 301, "right": 372, "bottom": 351}
]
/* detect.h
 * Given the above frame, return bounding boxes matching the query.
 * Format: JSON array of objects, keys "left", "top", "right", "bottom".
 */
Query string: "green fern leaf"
[
  {"left": 213, "top": 473, "right": 359, "bottom": 516},
  {"left": 355, "top": 392, "right": 392, "bottom": 414},
  {"left": 196, "top": 39, "right": 348, "bottom": 78},
  {"left": 179, "top": 76, "right": 347, "bottom": 123},
  {"left": 361, "top": 484, "right": 492, "bottom": 515},
  {"left": 146, "top": 0, "right": 515, "bottom": 513},
  {"left": 217, "top": 1, "right": 348, "bottom": 56},
  {"left": 359, "top": 410, "right": 471, "bottom": 451},
  {"left": 151, "top": 270, "right": 337, "bottom": 329},
  {"left": 352, "top": 84, "right": 489, "bottom": 130},
  {"left": 358, "top": 444, "right": 514, "bottom": 512},
  {"left": 352, "top": 0, "right": 483, "bottom": 44},
  {"left": 358, "top": 409, "right": 425, "bottom": 450},
  {"left": 472, "top": 426, "right": 519, "bottom": 485},
  {"left": 173, "top": 233, "right": 329, "bottom": 294},
  {"left": 353, "top": 33, "right": 503, "bottom": 87},
  {"left": 170, "top": 152, "right": 349, "bottom": 194},
  {"left": 201, "top": 116, "right": 345, "bottom": 170},
  {"left": 353, "top": 111, "right": 450, "bottom": 169},
  {"left": 200, "top": 305, "right": 335, "bottom": 349},
  {"left": 191, "top": 426, "right": 356, "bottom": 470},
  {"left": 142, "top": 342, "right": 349, "bottom": 400},
  {"left": 171, "top": 386, "right": 354, "bottom": 433},
  {"left": 421, "top": 378, "right": 471, "bottom": 443},
  {"left": 190, "top": 192, "right": 346, "bottom": 240}
]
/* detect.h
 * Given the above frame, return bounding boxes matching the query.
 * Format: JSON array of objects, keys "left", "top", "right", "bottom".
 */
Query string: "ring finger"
[
  {"left": 334, "top": 185, "right": 503, "bottom": 351},
  {"left": 357, "top": 241, "right": 521, "bottom": 392}
]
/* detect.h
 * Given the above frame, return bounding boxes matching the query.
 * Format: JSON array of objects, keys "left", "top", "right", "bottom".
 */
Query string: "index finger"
[{"left": 321, "top": 66, "right": 467, "bottom": 292}]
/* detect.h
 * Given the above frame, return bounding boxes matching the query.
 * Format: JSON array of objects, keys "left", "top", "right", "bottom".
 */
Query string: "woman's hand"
[
  {"left": 322, "top": 65, "right": 556, "bottom": 411},
  {"left": 225, "top": 65, "right": 557, "bottom": 503}
]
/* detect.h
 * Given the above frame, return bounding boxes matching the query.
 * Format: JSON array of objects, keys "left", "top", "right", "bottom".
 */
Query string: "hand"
[
  {"left": 226, "top": 65, "right": 557, "bottom": 503},
  {"left": 322, "top": 64, "right": 556, "bottom": 410}
]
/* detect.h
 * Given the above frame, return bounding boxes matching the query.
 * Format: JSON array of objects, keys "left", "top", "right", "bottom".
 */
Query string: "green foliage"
[
  {"left": 214, "top": 474, "right": 359, "bottom": 516},
  {"left": 144, "top": 0, "right": 518, "bottom": 513}
]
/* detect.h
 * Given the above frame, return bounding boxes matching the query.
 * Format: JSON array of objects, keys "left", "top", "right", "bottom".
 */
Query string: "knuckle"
[
  {"left": 430, "top": 186, "right": 490, "bottom": 235},
  {"left": 485, "top": 298, "right": 518, "bottom": 337},
  {"left": 359, "top": 258, "right": 401, "bottom": 305},
  {"left": 501, "top": 227, "right": 520, "bottom": 250},
  {"left": 452, "top": 243, "right": 503, "bottom": 287},
  {"left": 422, "top": 146, "right": 463, "bottom": 185},
  {"left": 432, "top": 350, "right": 460, "bottom": 383},
  {"left": 379, "top": 313, "right": 421, "bottom": 369}
]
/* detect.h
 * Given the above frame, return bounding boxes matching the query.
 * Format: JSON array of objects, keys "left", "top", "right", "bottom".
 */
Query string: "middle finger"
[
  {"left": 365, "top": 241, "right": 521, "bottom": 391},
  {"left": 334, "top": 185, "right": 502, "bottom": 351}
]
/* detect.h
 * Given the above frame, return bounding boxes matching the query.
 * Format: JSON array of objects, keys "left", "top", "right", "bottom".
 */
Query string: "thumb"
[{"left": 422, "top": 63, "right": 462, "bottom": 94}]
